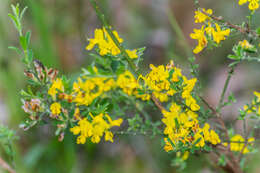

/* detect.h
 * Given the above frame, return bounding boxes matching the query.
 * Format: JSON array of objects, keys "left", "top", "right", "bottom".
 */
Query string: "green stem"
[
  {"left": 89, "top": 0, "right": 139, "bottom": 76},
  {"left": 217, "top": 66, "right": 236, "bottom": 111}
]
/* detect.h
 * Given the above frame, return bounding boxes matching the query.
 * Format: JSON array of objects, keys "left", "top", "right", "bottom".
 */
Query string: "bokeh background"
[{"left": 1, "top": 0, "right": 260, "bottom": 172}]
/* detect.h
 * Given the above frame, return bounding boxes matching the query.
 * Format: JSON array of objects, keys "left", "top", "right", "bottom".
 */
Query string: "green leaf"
[
  {"left": 8, "top": 13, "right": 19, "bottom": 29},
  {"left": 20, "top": 6, "right": 28, "bottom": 20},
  {"left": 25, "top": 31, "right": 31, "bottom": 45},
  {"left": 8, "top": 46, "right": 22, "bottom": 55},
  {"left": 228, "top": 61, "right": 240, "bottom": 67},
  {"left": 20, "top": 36, "right": 27, "bottom": 50},
  {"left": 228, "top": 92, "right": 236, "bottom": 103},
  {"left": 228, "top": 54, "right": 239, "bottom": 60},
  {"left": 188, "top": 56, "right": 195, "bottom": 63},
  {"left": 256, "top": 27, "right": 260, "bottom": 36}
]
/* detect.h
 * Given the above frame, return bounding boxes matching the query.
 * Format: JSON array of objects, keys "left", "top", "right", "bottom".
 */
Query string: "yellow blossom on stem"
[
  {"left": 248, "top": 0, "right": 259, "bottom": 10},
  {"left": 86, "top": 28, "right": 139, "bottom": 58},
  {"left": 50, "top": 102, "right": 61, "bottom": 115},
  {"left": 117, "top": 71, "right": 139, "bottom": 96},
  {"left": 72, "top": 77, "right": 115, "bottom": 106},
  {"left": 117, "top": 71, "right": 150, "bottom": 101},
  {"left": 194, "top": 8, "right": 213, "bottom": 23},
  {"left": 239, "top": 0, "right": 248, "bottom": 5},
  {"left": 126, "top": 49, "right": 138, "bottom": 59},
  {"left": 238, "top": 0, "right": 259, "bottom": 11},
  {"left": 229, "top": 134, "right": 254, "bottom": 154},
  {"left": 205, "top": 22, "right": 215, "bottom": 36},
  {"left": 212, "top": 23, "right": 230, "bottom": 44},
  {"left": 73, "top": 107, "right": 81, "bottom": 120},
  {"left": 182, "top": 151, "right": 189, "bottom": 161},
  {"left": 48, "top": 78, "right": 64, "bottom": 99},
  {"left": 70, "top": 113, "right": 123, "bottom": 144},
  {"left": 164, "top": 138, "right": 174, "bottom": 152},
  {"left": 194, "top": 133, "right": 205, "bottom": 147},
  {"left": 190, "top": 25, "right": 208, "bottom": 54}
]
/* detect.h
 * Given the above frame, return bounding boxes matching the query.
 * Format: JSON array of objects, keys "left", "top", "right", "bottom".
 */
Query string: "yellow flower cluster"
[
  {"left": 243, "top": 91, "right": 260, "bottom": 115},
  {"left": 50, "top": 102, "right": 61, "bottom": 115},
  {"left": 72, "top": 77, "right": 115, "bottom": 106},
  {"left": 70, "top": 113, "right": 123, "bottom": 144},
  {"left": 86, "top": 28, "right": 138, "bottom": 59},
  {"left": 223, "top": 134, "right": 255, "bottom": 154},
  {"left": 239, "top": 0, "right": 259, "bottom": 11},
  {"left": 48, "top": 78, "right": 64, "bottom": 99},
  {"left": 194, "top": 8, "right": 213, "bottom": 23},
  {"left": 162, "top": 103, "right": 221, "bottom": 152},
  {"left": 182, "top": 77, "right": 200, "bottom": 111},
  {"left": 190, "top": 9, "right": 230, "bottom": 54},
  {"left": 117, "top": 71, "right": 151, "bottom": 101},
  {"left": 117, "top": 62, "right": 200, "bottom": 111},
  {"left": 140, "top": 64, "right": 176, "bottom": 102}
]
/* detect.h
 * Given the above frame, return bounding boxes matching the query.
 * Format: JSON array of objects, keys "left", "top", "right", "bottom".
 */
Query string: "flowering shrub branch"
[{"left": 7, "top": 0, "right": 260, "bottom": 172}]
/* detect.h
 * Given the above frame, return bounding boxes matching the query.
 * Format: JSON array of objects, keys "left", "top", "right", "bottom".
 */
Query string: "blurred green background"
[{"left": 1, "top": 0, "right": 260, "bottom": 172}]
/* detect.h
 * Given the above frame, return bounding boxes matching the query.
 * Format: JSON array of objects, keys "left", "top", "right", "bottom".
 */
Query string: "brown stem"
[
  {"left": 200, "top": 96, "right": 243, "bottom": 173},
  {"left": 0, "top": 156, "right": 15, "bottom": 173},
  {"left": 200, "top": 9, "right": 258, "bottom": 38},
  {"left": 151, "top": 94, "right": 166, "bottom": 111}
]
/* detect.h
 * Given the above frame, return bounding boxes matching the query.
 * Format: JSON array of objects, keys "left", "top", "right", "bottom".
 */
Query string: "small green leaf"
[
  {"left": 25, "top": 31, "right": 31, "bottom": 45},
  {"left": 256, "top": 27, "right": 260, "bottom": 36},
  {"left": 228, "top": 54, "right": 239, "bottom": 60},
  {"left": 19, "top": 36, "right": 27, "bottom": 50},
  {"left": 8, "top": 46, "right": 22, "bottom": 55}
]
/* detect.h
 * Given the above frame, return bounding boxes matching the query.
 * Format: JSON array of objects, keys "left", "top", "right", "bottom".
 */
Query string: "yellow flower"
[
  {"left": 243, "top": 105, "right": 253, "bottom": 113},
  {"left": 229, "top": 134, "right": 254, "bottom": 154},
  {"left": 164, "top": 138, "right": 173, "bottom": 152},
  {"left": 194, "top": 8, "right": 213, "bottom": 23},
  {"left": 48, "top": 78, "right": 64, "bottom": 99},
  {"left": 70, "top": 126, "right": 81, "bottom": 135},
  {"left": 105, "top": 131, "right": 114, "bottom": 142},
  {"left": 70, "top": 113, "right": 123, "bottom": 144},
  {"left": 239, "top": 0, "right": 248, "bottom": 5},
  {"left": 190, "top": 25, "right": 208, "bottom": 54},
  {"left": 238, "top": 0, "right": 259, "bottom": 11},
  {"left": 117, "top": 71, "right": 139, "bottom": 95},
  {"left": 73, "top": 107, "right": 81, "bottom": 120},
  {"left": 194, "top": 133, "right": 205, "bottom": 147},
  {"left": 171, "top": 67, "right": 182, "bottom": 82},
  {"left": 72, "top": 77, "right": 115, "bottom": 106},
  {"left": 209, "top": 130, "right": 221, "bottom": 145},
  {"left": 126, "top": 49, "right": 138, "bottom": 59},
  {"left": 205, "top": 22, "right": 215, "bottom": 36},
  {"left": 239, "top": 40, "right": 253, "bottom": 49},
  {"left": 248, "top": 0, "right": 259, "bottom": 11},
  {"left": 203, "top": 123, "right": 211, "bottom": 141},
  {"left": 86, "top": 28, "right": 139, "bottom": 58},
  {"left": 182, "top": 151, "right": 189, "bottom": 161},
  {"left": 50, "top": 102, "right": 61, "bottom": 115},
  {"left": 212, "top": 23, "right": 230, "bottom": 44}
]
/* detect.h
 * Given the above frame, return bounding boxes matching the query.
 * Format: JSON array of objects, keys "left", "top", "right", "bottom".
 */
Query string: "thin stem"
[
  {"left": 199, "top": 8, "right": 259, "bottom": 39},
  {"left": 217, "top": 66, "right": 235, "bottom": 111}
]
